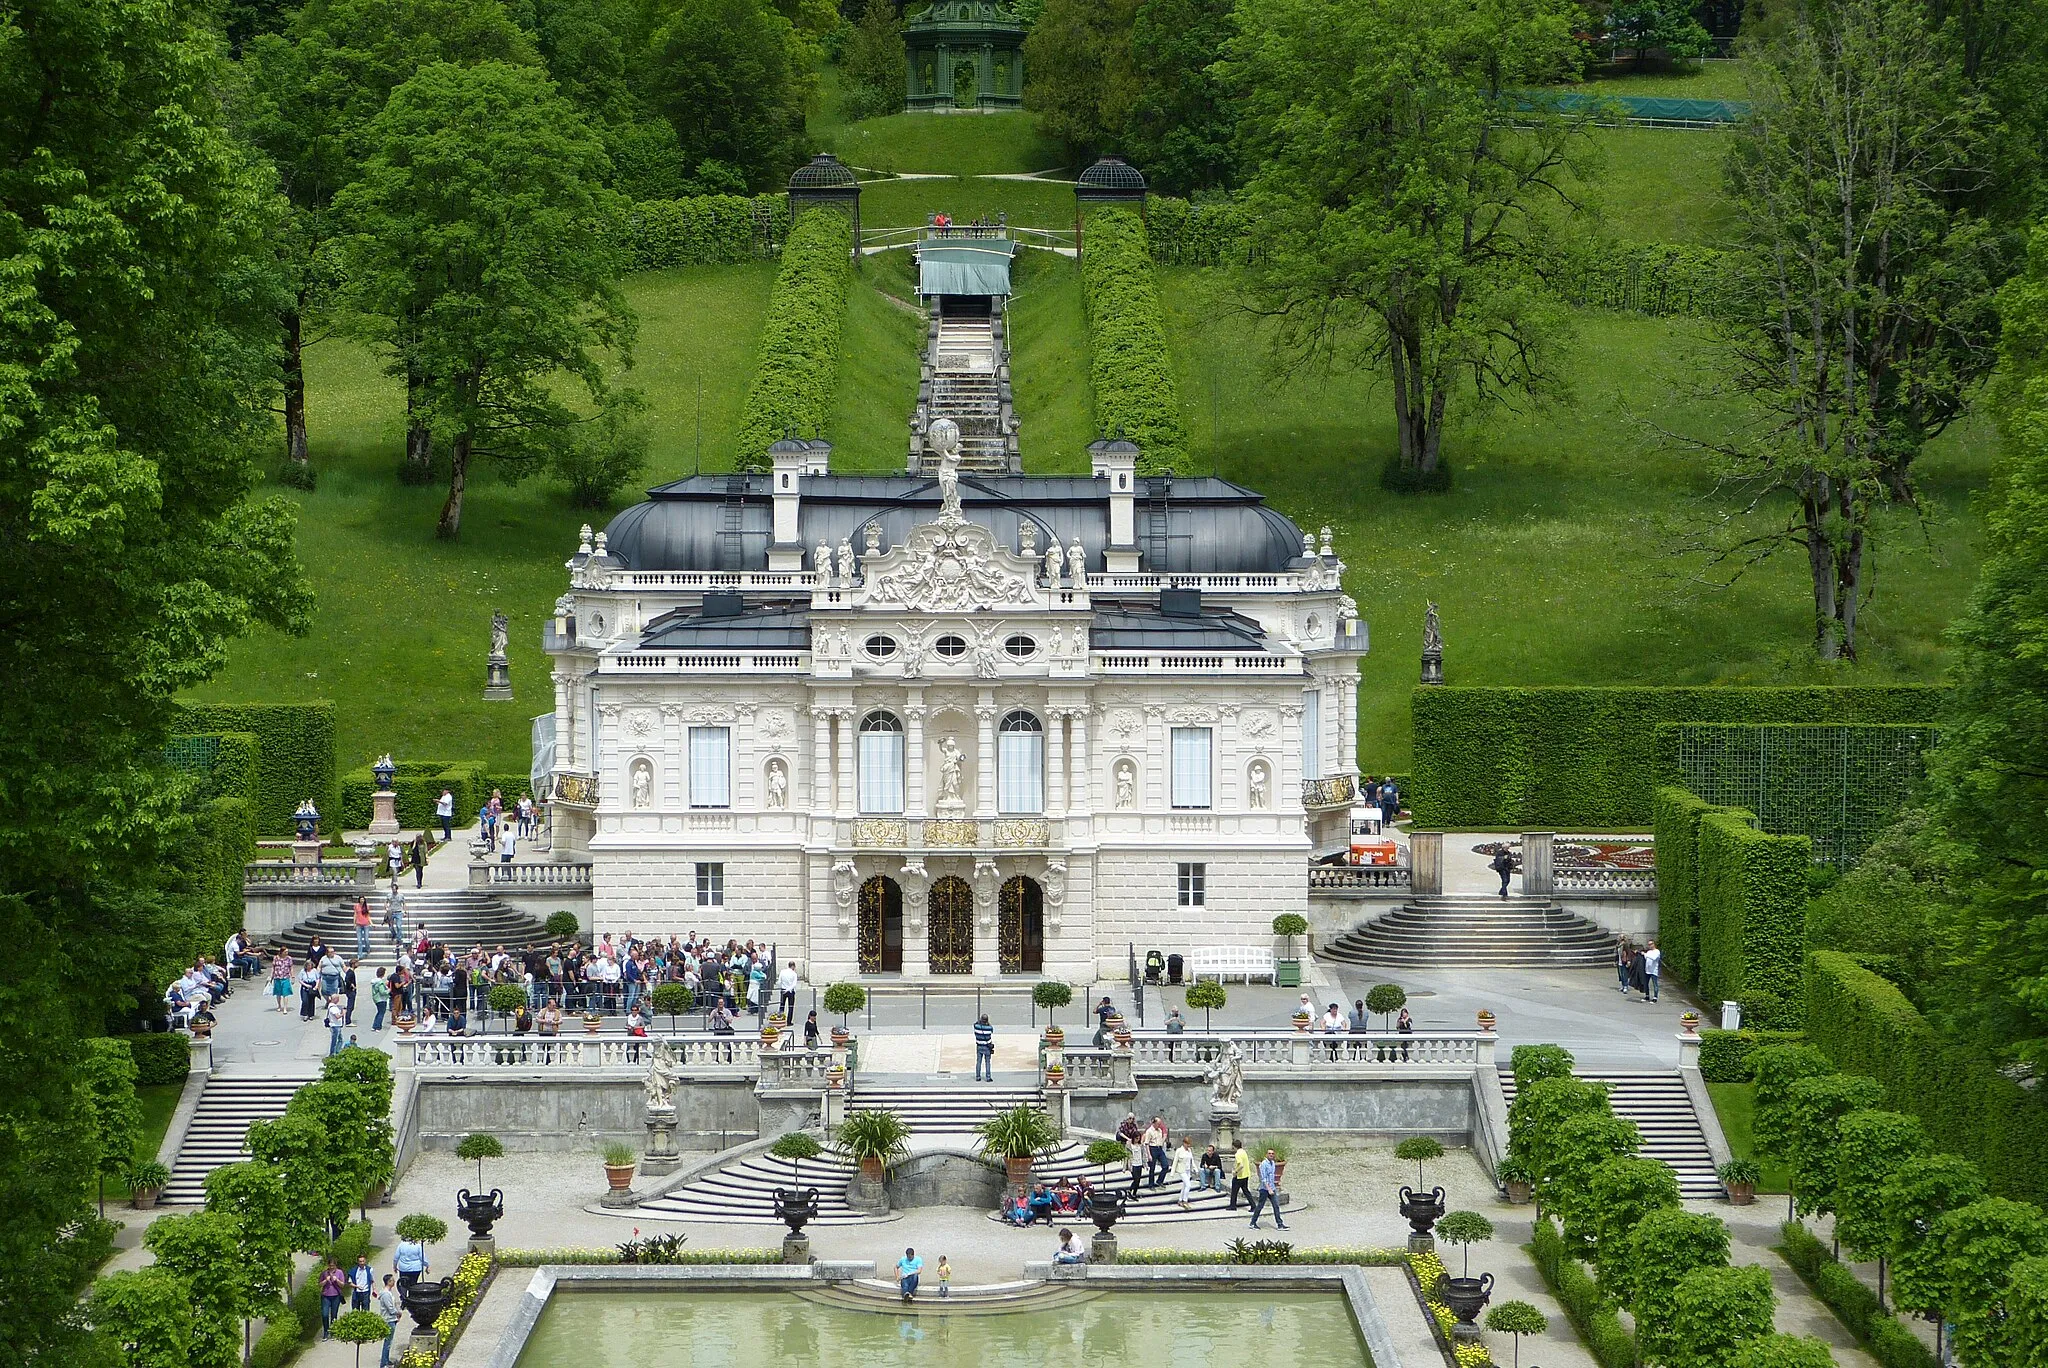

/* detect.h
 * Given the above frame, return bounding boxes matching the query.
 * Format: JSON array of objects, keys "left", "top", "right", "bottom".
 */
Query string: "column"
[
  {"left": 811, "top": 709, "right": 832, "bottom": 810},
  {"left": 1046, "top": 711, "right": 1067, "bottom": 817},
  {"left": 1068, "top": 712, "right": 1091, "bottom": 815},
  {"left": 975, "top": 693, "right": 997, "bottom": 816},
  {"left": 905, "top": 691, "right": 928, "bottom": 816},
  {"left": 551, "top": 671, "right": 572, "bottom": 771},
  {"left": 1341, "top": 672, "right": 1361, "bottom": 779},
  {"left": 1412, "top": 832, "right": 1443, "bottom": 896},
  {"left": 835, "top": 712, "right": 856, "bottom": 815}
]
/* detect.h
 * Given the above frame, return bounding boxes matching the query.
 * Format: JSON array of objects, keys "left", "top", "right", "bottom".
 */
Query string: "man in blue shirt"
[
  {"left": 897, "top": 1246, "right": 923, "bottom": 1302},
  {"left": 1247, "top": 1149, "right": 1289, "bottom": 1230},
  {"left": 973, "top": 1014, "right": 994, "bottom": 1081}
]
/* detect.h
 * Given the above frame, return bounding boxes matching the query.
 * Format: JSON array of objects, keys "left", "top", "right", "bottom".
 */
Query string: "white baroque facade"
[{"left": 542, "top": 440, "right": 1365, "bottom": 980}]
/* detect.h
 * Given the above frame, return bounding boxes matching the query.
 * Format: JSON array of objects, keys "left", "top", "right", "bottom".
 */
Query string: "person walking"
[
  {"left": 353, "top": 896, "right": 372, "bottom": 959},
  {"left": 497, "top": 822, "right": 517, "bottom": 864},
  {"left": 1489, "top": 846, "right": 1515, "bottom": 898},
  {"left": 270, "top": 950, "right": 294, "bottom": 1015},
  {"left": 1143, "top": 1116, "right": 1169, "bottom": 1187},
  {"left": 387, "top": 888, "right": 406, "bottom": 949},
  {"left": 299, "top": 961, "right": 319, "bottom": 1021},
  {"left": 1229, "top": 1144, "right": 1254, "bottom": 1210},
  {"left": 411, "top": 833, "right": 426, "bottom": 888},
  {"left": 1248, "top": 1149, "right": 1289, "bottom": 1230},
  {"left": 343, "top": 959, "right": 359, "bottom": 1026},
  {"left": 1171, "top": 1136, "right": 1196, "bottom": 1210},
  {"left": 435, "top": 788, "right": 454, "bottom": 843},
  {"left": 348, "top": 1254, "right": 374, "bottom": 1312},
  {"left": 325, "top": 994, "right": 346, "bottom": 1055},
  {"left": 896, "top": 1247, "right": 922, "bottom": 1303},
  {"left": 973, "top": 1013, "right": 995, "bottom": 1082},
  {"left": 1643, "top": 940, "right": 1662, "bottom": 1003},
  {"left": 370, "top": 968, "right": 390, "bottom": 1031},
  {"left": 777, "top": 959, "right": 799, "bottom": 1019},
  {"left": 1615, "top": 937, "right": 1633, "bottom": 994},
  {"left": 1396, "top": 1006, "right": 1414, "bottom": 1061},
  {"left": 803, "top": 1010, "right": 820, "bottom": 1048},
  {"left": 374, "top": 1274, "right": 403, "bottom": 1367},
  {"left": 318, "top": 1257, "right": 345, "bottom": 1336},
  {"left": 1126, "top": 1135, "right": 1145, "bottom": 1198}
]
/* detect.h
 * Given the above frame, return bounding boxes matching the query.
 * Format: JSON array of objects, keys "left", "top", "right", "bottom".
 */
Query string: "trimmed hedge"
[
  {"left": 174, "top": 703, "right": 337, "bottom": 838},
  {"left": 340, "top": 760, "right": 489, "bottom": 832},
  {"left": 1146, "top": 196, "right": 1254, "bottom": 266},
  {"left": 1081, "top": 208, "right": 1188, "bottom": 474},
  {"left": 113, "top": 1033, "right": 191, "bottom": 1087},
  {"left": 734, "top": 209, "right": 851, "bottom": 470},
  {"left": 165, "top": 731, "right": 264, "bottom": 812},
  {"left": 1698, "top": 1029, "right": 1809, "bottom": 1083},
  {"left": 1409, "top": 686, "right": 1946, "bottom": 829},
  {"left": 246, "top": 1309, "right": 301, "bottom": 1368},
  {"left": 1805, "top": 951, "right": 2048, "bottom": 1207},
  {"left": 187, "top": 794, "right": 257, "bottom": 955},
  {"left": 1778, "top": 1220, "right": 1938, "bottom": 1368},
  {"left": 627, "top": 194, "right": 788, "bottom": 270},
  {"left": 1531, "top": 1214, "right": 1637, "bottom": 1368},
  {"left": 1697, "top": 812, "right": 1812, "bottom": 1028},
  {"left": 1652, "top": 785, "right": 1731, "bottom": 987}
]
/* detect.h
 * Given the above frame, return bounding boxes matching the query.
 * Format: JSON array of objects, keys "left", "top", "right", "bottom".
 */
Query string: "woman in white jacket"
[{"left": 1170, "top": 1136, "right": 1197, "bottom": 1210}]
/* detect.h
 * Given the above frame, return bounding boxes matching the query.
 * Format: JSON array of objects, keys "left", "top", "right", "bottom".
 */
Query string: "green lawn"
[
  {"left": 857, "top": 174, "right": 1075, "bottom": 231},
  {"left": 832, "top": 250, "right": 925, "bottom": 472},
  {"left": 1006, "top": 248, "right": 1093, "bottom": 468},
  {"left": 1576, "top": 59, "right": 1752, "bottom": 100},
  {"left": 1585, "top": 127, "right": 1738, "bottom": 245},
  {"left": 820, "top": 110, "right": 1065, "bottom": 176},
  {"left": 1707, "top": 1081, "right": 1793, "bottom": 1193},
  {"left": 1159, "top": 269, "right": 1987, "bottom": 768}
]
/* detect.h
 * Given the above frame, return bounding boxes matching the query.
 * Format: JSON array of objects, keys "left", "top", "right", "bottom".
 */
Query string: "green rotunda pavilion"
[{"left": 903, "top": 0, "right": 1025, "bottom": 111}]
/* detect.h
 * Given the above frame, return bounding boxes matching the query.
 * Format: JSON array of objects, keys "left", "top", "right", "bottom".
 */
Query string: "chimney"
[
  {"left": 768, "top": 438, "right": 808, "bottom": 571},
  {"left": 1091, "top": 439, "right": 1141, "bottom": 573}
]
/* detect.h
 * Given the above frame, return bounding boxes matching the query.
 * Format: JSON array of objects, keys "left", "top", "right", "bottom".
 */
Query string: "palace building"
[{"left": 541, "top": 437, "right": 1365, "bottom": 980}]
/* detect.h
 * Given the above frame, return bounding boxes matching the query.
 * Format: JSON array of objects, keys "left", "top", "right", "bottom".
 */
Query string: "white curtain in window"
[
  {"left": 1171, "top": 727, "right": 1212, "bottom": 809},
  {"left": 998, "top": 715, "right": 1044, "bottom": 814},
  {"left": 858, "top": 724, "right": 905, "bottom": 813},
  {"left": 1302, "top": 690, "right": 1323, "bottom": 781},
  {"left": 688, "top": 727, "right": 730, "bottom": 808}
]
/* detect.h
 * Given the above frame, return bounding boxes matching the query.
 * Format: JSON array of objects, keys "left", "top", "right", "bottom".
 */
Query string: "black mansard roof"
[{"left": 601, "top": 472, "right": 1310, "bottom": 577}]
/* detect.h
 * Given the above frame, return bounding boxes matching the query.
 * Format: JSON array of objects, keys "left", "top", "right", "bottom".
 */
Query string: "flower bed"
[
  {"left": 495, "top": 1246, "right": 782, "bottom": 1267},
  {"left": 1409, "top": 1249, "right": 1493, "bottom": 1368},
  {"left": 1116, "top": 1245, "right": 1405, "bottom": 1265},
  {"left": 396, "top": 1251, "right": 493, "bottom": 1368}
]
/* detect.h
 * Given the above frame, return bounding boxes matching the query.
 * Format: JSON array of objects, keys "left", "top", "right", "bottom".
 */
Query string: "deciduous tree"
[
  {"left": 1586, "top": 1156, "right": 1682, "bottom": 1302},
  {"left": 1931, "top": 1197, "right": 2048, "bottom": 1367},
  {"left": 644, "top": 0, "right": 810, "bottom": 191},
  {"left": 79, "top": 1038, "right": 143, "bottom": 1217},
  {"left": 1831, "top": 1109, "right": 1928, "bottom": 1274},
  {"left": 143, "top": 1211, "right": 251, "bottom": 1368},
  {"left": 1880, "top": 1153, "right": 1987, "bottom": 1321},
  {"left": 87, "top": 1267, "right": 194, "bottom": 1368},
  {"left": 1669, "top": 1264, "right": 1776, "bottom": 1368},
  {"left": 1784, "top": 1074, "right": 1884, "bottom": 1217},
  {"left": 1630, "top": 1208, "right": 1732, "bottom": 1366},
  {"left": 1021, "top": 0, "right": 1140, "bottom": 152},
  {"left": 841, "top": 0, "right": 905, "bottom": 119}
]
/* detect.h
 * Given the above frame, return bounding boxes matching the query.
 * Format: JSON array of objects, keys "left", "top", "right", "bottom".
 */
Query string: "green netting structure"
[
  {"left": 163, "top": 734, "right": 224, "bottom": 776},
  {"left": 1520, "top": 92, "right": 1751, "bottom": 125},
  {"left": 1656, "top": 723, "right": 1938, "bottom": 867}
]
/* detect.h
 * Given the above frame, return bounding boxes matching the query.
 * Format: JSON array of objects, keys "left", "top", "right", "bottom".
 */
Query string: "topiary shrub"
[
  {"left": 650, "top": 983, "right": 695, "bottom": 1028},
  {"left": 1031, "top": 980, "right": 1073, "bottom": 1024},
  {"left": 1080, "top": 207, "right": 1188, "bottom": 473},
  {"left": 544, "top": 910, "right": 581, "bottom": 940},
  {"left": 487, "top": 984, "right": 526, "bottom": 1016},
  {"left": 822, "top": 982, "right": 866, "bottom": 1026},
  {"left": 1395, "top": 1136, "right": 1444, "bottom": 1188},
  {"left": 1365, "top": 982, "right": 1406, "bottom": 1027},
  {"left": 734, "top": 209, "right": 851, "bottom": 470},
  {"left": 1183, "top": 979, "right": 1227, "bottom": 1029}
]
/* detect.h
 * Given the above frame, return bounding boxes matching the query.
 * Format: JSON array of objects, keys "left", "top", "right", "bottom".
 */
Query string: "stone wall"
[
  {"left": 1071, "top": 1076, "right": 1476, "bottom": 1140},
  {"left": 1092, "top": 847, "right": 1308, "bottom": 977},
  {"left": 591, "top": 849, "right": 806, "bottom": 942},
  {"left": 410, "top": 1076, "right": 763, "bottom": 1151},
  {"left": 884, "top": 1151, "right": 1005, "bottom": 1210}
]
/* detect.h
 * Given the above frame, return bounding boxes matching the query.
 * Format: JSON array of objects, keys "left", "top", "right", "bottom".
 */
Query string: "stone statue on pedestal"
[
  {"left": 484, "top": 610, "right": 513, "bottom": 700},
  {"left": 643, "top": 1041, "right": 679, "bottom": 1110},
  {"left": 1420, "top": 600, "right": 1444, "bottom": 686}
]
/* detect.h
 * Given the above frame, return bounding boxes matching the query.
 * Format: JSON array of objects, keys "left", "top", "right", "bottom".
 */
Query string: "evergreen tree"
[
  {"left": 333, "top": 61, "right": 637, "bottom": 538},
  {"left": 841, "top": 0, "right": 906, "bottom": 120}
]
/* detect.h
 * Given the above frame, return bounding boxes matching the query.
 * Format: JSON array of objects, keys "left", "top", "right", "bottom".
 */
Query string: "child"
[{"left": 936, "top": 1255, "right": 951, "bottom": 1298}]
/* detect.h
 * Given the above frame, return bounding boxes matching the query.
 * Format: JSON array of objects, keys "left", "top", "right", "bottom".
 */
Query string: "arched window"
[
  {"left": 998, "top": 710, "right": 1044, "bottom": 814},
  {"left": 858, "top": 711, "right": 904, "bottom": 813}
]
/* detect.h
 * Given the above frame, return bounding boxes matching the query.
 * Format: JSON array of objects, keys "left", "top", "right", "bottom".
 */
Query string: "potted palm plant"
[
  {"left": 834, "top": 1108, "right": 911, "bottom": 1183},
  {"left": 600, "top": 1141, "right": 636, "bottom": 1191},
  {"left": 127, "top": 1160, "right": 171, "bottom": 1210},
  {"left": 1720, "top": 1157, "right": 1761, "bottom": 1206},
  {"left": 975, "top": 1104, "right": 1062, "bottom": 1187}
]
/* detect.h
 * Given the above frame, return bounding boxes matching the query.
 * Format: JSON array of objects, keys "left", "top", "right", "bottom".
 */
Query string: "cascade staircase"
[
  {"left": 633, "top": 1086, "right": 1263, "bottom": 1225},
  {"left": 1319, "top": 894, "right": 1617, "bottom": 968},
  {"left": 1499, "top": 1069, "right": 1722, "bottom": 1199},
  {"left": 916, "top": 313, "right": 1017, "bottom": 475},
  {"left": 277, "top": 889, "right": 553, "bottom": 969},
  {"left": 161, "top": 1071, "right": 318, "bottom": 1205}
]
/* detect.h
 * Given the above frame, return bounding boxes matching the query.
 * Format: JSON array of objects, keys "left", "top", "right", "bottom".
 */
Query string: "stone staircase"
[
  {"left": 1499, "top": 1069, "right": 1722, "bottom": 1200},
  {"left": 922, "top": 316, "right": 1013, "bottom": 474},
  {"left": 162, "top": 1072, "right": 317, "bottom": 1205},
  {"left": 634, "top": 1086, "right": 1264, "bottom": 1225},
  {"left": 278, "top": 889, "right": 553, "bottom": 969},
  {"left": 1320, "top": 894, "right": 1617, "bottom": 968}
]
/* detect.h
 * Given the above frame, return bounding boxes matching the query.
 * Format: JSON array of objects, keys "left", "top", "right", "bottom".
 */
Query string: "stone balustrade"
[
  {"left": 1553, "top": 867, "right": 1657, "bottom": 894},
  {"left": 470, "top": 860, "right": 594, "bottom": 889},
  {"left": 1308, "top": 864, "right": 1411, "bottom": 890},
  {"left": 396, "top": 1032, "right": 764, "bottom": 1073},
  {"left": 244, "top": 860, "right": 372, "bottom": 888},
  {"left": 1045, "top": 1029, "right": 1497, "bottom": 1090}
]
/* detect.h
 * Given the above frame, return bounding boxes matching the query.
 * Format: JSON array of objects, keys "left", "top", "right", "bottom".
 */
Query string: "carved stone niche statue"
[
  {"left": 1113, "top": 759, "right": 1137, "bottom": 811},
  {"left": 765, "top": 759, "right": 788, "bottom": 809}
]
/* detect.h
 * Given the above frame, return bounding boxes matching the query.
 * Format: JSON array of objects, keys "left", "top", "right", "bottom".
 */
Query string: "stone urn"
[
  {"left": 826, "top": 1063, "right": 847, "bottom": 1089},
  {"left": 402, "top": 1277, "right": 451, "bottom": 1336},
  {"left": 1044, "top": 1063, "right": 1065, "bottom": 1089},
  {"left": 1043, "top": 1025, "right": 1065, "bottom": 1048},
  {"left": 773, "top": 1186, "right": 821, "bottom": 1236},
  {"left": 1681, "top": 1012, "right": 1702, "bottom": 1035},
  {"left": 457, "top": 1188, "right": 504, "bottom": 1240},
  {"left": 583, "top": 1014, "right": 602, "bottom": 1034},
  {"left": 830, "top": 1025, "right": 850, "bottom": 1048},
  {"left": 760, "top": 1023, "right": 779, "bottom": 1048},
  {"left": 1400, "top": 1185, "right": 1447, "bottom": 1241},
  {"left": 396, "top": 1014, "right": 416, "bottom": 1035},
  {"left": 1435, "top": 1270, "right": 1494, "bottom": 1342},
  {"left": 1476, "top": 1009, "right": 1497, "bottom": 1033},
  {"left": 1292, "top": 1012, "right": 1312, "bottom": 1033},
  {"left": 1085, "top": 1188, "right": 1126, "bottom": 1235}
]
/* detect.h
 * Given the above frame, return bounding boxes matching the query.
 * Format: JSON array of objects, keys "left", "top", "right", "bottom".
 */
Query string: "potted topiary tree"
[
  {"left": 600, "top": 1141, "right": 636, "bottom": 1191},
  {"left": 1484, "top": 1300, "right": 1549, "bottom": 1368},
  {"left": 332, "top": 1308, "right": 395, "bottom": 1368},
  {"left": 1366, "top": 982, "right": 1407, "bottom": 1029},
  {"left": 975, "top": 1104, "right": 1063, "bottom": 1187},
  {"left": 650, "top": 983, "right": 694, "bottom": 1031},
  {"left": 1272, "top": 914, "right": 1309, "bottom": 988},
  {"left": 1720, "top": 1157, "right": 1761, "bottom": 1206},
  {"left": 126, "top": 1161, "right": 171, "bottom": 1210},
  {"left": 1434, "top": 1210, "right": 1496, "bottom": 1339},
  {"left": 1033, "top": 980, "right": 1072, "bottom": 1044},
  {"left": 834, "top": 1109, "right": 911, "bottom": 1184},
  {"left": 1085, "top": 1137, "right": 1129, "bottom": 1187},
  {"left": 454, "top": 1132, "right": 505, "bottom": 1244},
  {"left": 486, "top": 983, "right": 524, "bottom": 1032},
  {"left": 1396, "top": 1136, "right": 1445, "bottom": 1188},
  {"left": 1184, "top": 979, "right": 1227, "bottom": 1030},
  {"left": 544, "top": 911, "right": 581, "bottom": 941},
  {"left": 770, "top": 1131, "right": 824, "bottom": 1184},
  {"left": 823, "top": 983, "right": 865, "bottom": 1046}
]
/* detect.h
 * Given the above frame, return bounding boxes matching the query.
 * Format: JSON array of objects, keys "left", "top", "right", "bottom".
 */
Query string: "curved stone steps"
[{"left": 1321, "top": 896, "right": 1617, "bottom": 968}]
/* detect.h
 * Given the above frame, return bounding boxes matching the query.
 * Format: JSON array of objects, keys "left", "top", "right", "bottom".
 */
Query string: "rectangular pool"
[{"left": 513, "top": 1289, "right": 1374, "bottom": 1366}]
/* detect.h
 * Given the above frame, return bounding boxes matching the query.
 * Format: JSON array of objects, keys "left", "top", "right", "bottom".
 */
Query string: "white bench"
[{"left": 1188, "top": 946, "right": 1277, "bottom": 985}]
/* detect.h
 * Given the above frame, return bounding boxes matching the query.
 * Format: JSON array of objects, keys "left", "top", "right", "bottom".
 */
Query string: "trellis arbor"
[
  {"left": 904, "top": 0, "right": 1025, "bottom": 111},
  {"left": 1657, "top": 723, "right": 1938, "bottom": 867}
]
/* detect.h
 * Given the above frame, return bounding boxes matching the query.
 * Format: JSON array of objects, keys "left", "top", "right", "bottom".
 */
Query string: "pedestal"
[
  {"left": 599, "top": 1187, "right": 638, "bottom": 1209},
  {"left": 1452, "top": 1323, "right": 1483, "bottom": 1345},
  {"left": 484, "top": 653, "right": 512, "bottom": 701},
  {"left": 368, "top": 790, "right": 401, "bottom": 838},
  {"left": 846, "top": 1171, "right": 890, "bottom": 1215},
  {"left": 1411, "top": 831, "right": 1443, "bottom": 896},
  {"left": 1408, "top": 1232, "right": 1436, "bottom": 1254},
  {"left": 782, "top": 1233, "right": 812, "bottom": 1265},
  {"left": 291, "top": 839, "right": 324, "bottom": 866},
  {"left": 642, "top": 1109, "right": 682, "bottom": 1176},
  {"left": 1421, "top": 648, "right": 1443, "bottom": 686},
  {"left": 1209, "top": 1109, "right": 1239, "bottom": 1155},
  {"left": 468, "top": 1235, "right": 496, "bottom": 1258},
  {"left": 1521, "top": 831, "right": 1554, "bottom": 895},
  {"left": 1090, "top": 1230, "right": 1118, "bottom": 1265},
  {"left": 406, "top": 1330, "right": 439, "bottom": 1359}
]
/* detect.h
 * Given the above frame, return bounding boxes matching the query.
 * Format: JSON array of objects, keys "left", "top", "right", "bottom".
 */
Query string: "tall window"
[
  {"left": 688, "top": 726, "right": 730, "bottom": 808},
  {"left": 998, "top": 711, "right": 1044, "bottom": 814},
  {"left": 1170, "top": 727, "right": 1212, "bottom": 809},
  {"left": 1302, "top": 690, "right": 1323, "bottom": 781},
  {"left": 696, "top": 862, "right": 725, "bottom": 906},
  {"left": 857, "top": 711, "right": 904, "bottom": 813},
  {"left": 1178, "top": 863, "right": 1206, "bottom": 907}
]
